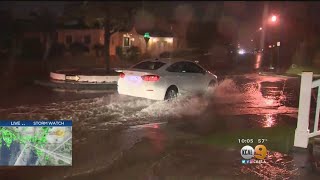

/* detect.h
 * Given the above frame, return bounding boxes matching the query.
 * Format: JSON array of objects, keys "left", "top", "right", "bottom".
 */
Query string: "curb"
[
  {"left": 50, "top": 72, "right": 119, "bottom": 83},
  {"left": 50, "top": 68, "right": 120, "bottom": 83},
  {"left": 258, "top": 72, "right": 299, "bottom": 78},
  {"left": 259, "top": 72, "right": 320, "bottom": 78}
]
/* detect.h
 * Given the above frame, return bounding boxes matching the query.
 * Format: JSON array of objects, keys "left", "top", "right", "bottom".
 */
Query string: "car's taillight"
[
  {"left": 141, "top": 75, "right": 160, "bottom": 82},
  {"left": 119, "top": 72, "right": 125, "bottom": 78}
]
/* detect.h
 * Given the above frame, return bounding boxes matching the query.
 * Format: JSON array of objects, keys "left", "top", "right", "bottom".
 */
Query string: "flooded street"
[{"left": 1, "top": 73, "right": 318, "bottom": 179}]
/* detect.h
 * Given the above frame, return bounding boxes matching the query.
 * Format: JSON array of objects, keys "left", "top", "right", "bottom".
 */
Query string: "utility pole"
[{"left": 260, "top": 2, "right": 269, "bottom": 69}]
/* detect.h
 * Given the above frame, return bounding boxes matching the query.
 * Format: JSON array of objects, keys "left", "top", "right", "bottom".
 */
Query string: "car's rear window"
[{"left": 132, "top": 61, "right": 166, "bottom": 70}]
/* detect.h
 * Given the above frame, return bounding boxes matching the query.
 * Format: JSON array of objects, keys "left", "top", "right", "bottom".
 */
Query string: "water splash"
[{"left": 0, "top": 77, "right": 297, "bottom": 131}]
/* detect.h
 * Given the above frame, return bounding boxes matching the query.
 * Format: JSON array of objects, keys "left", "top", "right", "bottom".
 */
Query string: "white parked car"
[{"left": 117, "top": 58, "right": 218, "bottom": 100}]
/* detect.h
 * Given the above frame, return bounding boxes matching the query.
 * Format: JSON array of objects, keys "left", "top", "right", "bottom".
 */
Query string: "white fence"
[{"left": 294, "top": 72, "right": 320, "bottom": 148}]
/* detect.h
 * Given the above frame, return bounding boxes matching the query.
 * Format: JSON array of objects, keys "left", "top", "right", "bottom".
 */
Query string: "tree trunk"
[
  {"left": 42, "top": 32, "right": 52, "bottom": 72},
  {"left": 42, "top": 33, "right": 51, "bottom": 60},
  {"left": 104, "top": 19, "right": 111, "bottom": 73},
  {"left": 6, "top": 37, "right": 18, "bottom": 77}
]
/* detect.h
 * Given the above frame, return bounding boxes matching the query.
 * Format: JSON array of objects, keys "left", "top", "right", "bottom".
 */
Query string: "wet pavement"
[{"left": 0, "top": 73, "right": 319, "bottom": 179}]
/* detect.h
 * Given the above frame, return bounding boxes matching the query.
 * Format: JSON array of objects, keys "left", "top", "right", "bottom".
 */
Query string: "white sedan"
[{"left": 117, "top": 58, "right": 218, "bottom": 100}]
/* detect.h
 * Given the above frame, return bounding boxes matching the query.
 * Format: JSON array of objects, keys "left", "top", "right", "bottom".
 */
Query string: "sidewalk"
[{"left": 259, "top": 71, "right": 320, "bottom": 78}]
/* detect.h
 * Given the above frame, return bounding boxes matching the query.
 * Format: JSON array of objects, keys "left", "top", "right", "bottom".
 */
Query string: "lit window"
[{"left": 123, "top": 37, "right": 130, "bottom": 47}]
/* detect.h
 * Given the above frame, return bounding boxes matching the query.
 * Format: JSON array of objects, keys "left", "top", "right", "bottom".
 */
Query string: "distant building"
[
  {"left": 22, "top": 24, "right": 178, "bottom": 57},
  {"left": 56, "top": 29, "right": 104, "bottom": 49},
  {"left": 110, "top": 27, "right": 178, "bottom": 57}
]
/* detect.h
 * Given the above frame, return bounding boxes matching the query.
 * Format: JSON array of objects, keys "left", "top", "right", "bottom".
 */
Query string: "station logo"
[
  {"left": 240, "top": 145, "right": 267, "bottom": 164},
  {"left": 254, "top": 144, "right": 267, "bottom": 160},
  {"left": 240, "top": 145, "right": 254, "bottom": 159}
]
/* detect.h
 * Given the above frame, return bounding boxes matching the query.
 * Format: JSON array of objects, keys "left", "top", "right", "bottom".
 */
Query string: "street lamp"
[{"left": 269, "top": 14, "right": 280, "bottom": 72}]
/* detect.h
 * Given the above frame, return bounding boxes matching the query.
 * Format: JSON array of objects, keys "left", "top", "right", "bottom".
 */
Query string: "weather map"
[{"left": 0, "top": 120, "right": 72, "bottom": 166}]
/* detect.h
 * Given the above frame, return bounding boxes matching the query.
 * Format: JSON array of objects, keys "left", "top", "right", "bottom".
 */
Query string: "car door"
[
  {"left": 183, "top": 62, "right": 208, "bottom": 92},
  {"left": 166, "top": 62, "right": 194, "bottom": 94}
]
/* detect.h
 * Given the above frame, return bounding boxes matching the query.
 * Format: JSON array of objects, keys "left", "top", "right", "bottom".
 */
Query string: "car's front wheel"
[
  {"left": 208, "top": 79, "right": 217, "bottom": 91},
  {"left": 164, "top": 86, "right": 178, "bottom": 100}
]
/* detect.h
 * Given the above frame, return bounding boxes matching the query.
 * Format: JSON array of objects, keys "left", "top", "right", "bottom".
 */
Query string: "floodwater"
[
  {"left": 0, "top": 74, "right": 299, "bottom": 129},
  {"left": 1, "top": 73, "right": 319, "bottom": 179}
]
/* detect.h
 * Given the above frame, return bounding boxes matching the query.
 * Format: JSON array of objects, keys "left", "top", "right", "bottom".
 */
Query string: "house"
[
  {"left": 56, "top": 29, "right": 104, "bottom": 49},
  {"left": 22, "top": 25, "right": 178, "bottom": 57},
  {"left": 22, "top": 25, "right": 105, "bottom": 56},
  {"left": 109, "top": 27, "right": 178, "bottom": 57},
  {"left": 109, "top": 27, "right": 146, "bottom": 56}
]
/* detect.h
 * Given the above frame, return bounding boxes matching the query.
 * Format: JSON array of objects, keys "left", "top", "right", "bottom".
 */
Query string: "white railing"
[{"left": 294, "top": 72, "right": 320, "bottom": 148}]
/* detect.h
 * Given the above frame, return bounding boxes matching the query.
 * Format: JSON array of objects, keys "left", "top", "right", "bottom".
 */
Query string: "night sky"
[
  {"left": 0, "top": 1, "right": 67, "bottom": 18},
  {"left": 1, "top": 1, "right": 320, "bottom": 49}
]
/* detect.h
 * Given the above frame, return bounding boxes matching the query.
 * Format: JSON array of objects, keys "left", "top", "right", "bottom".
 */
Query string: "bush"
[
  {"left": 93, "top": 43, "right": 104, "bottom": 50},
  {"left": 49, "top": 43, "right": 66, "bottom": 57},
  {"left": 126, "top": 46, "right": 141, "bottom": 62},
  {"left": 115, "top": 46, "right": 141, "bottom": 62},
  {"left": 69, "top": 42, "right": 89, "bottom": 56},
  {"left": 116, "top": 46, "right": 124, "bottom": 59},
  {"left": 140, "top": 52, "right": 151, "bottom": 59},
  {"left": 93, "top": 43, "right": 104, "bottom": 57}
]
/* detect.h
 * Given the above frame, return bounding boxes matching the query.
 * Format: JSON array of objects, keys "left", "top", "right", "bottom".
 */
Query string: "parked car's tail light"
[
  {"left": 119, "top": 72, "right": 125, "bottom": 78},
  {"left": 141, "top": 75, "right": 160, "bottom": 82}
]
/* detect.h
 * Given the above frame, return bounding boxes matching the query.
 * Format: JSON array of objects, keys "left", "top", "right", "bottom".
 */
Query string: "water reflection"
[
  {"left": 239, "top": 151, "right": 299, "bottom": 179},
  {"left": 264, "top": 114, "right": 276, "bottom": 127},
  {"left": 252, "top": 80, "right": 282, "bottom": 108},
  {"left": 143, "top": 123, "right": 166, "bottom": 154},
  {"left": 265, "top": 99, "right": 275, "bottom": 106},
  {"left": 255, "top": 53, "right": 262, "bottom": 69}
]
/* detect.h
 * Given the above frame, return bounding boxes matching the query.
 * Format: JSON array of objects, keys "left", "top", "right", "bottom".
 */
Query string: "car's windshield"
[{"left": 131, "top": 61, "right": 166, "bottom": 70}]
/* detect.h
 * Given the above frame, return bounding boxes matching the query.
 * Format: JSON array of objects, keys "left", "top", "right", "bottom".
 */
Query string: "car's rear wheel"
[{"left": 165, "top": 86, "right": 178, "bottom": 100}]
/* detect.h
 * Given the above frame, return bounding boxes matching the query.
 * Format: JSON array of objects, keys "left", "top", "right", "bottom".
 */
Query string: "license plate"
[{"left": 127, "top": 76, "right": 140, "bottom": 82}]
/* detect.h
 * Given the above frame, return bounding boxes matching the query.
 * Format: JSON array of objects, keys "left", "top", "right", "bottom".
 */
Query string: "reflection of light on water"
[
  {"left": 265, "top": 99, "right": 274, "bottom": 106},
  {"left": 239, "top": 151, "right": 298, "bottom": 179},
  {"left": 255, "top": 54, "right": 262, "bottom": 69},
  {"left": 264, "top": 114, "right": 275, "bottom": 127}
]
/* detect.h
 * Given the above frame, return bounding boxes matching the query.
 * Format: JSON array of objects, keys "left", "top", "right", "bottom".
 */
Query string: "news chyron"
[{"left": 0, "top": 120, "right": 72, "bottom": 166}]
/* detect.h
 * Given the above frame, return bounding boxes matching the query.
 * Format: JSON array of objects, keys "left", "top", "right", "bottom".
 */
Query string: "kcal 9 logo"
[{"left": 240, "top": 145, "right": 267, "bottom": 160}]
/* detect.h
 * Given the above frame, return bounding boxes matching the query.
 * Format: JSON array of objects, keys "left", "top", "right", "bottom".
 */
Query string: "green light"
[{"left": 144, "top": 32, "right": 150, "bottom": 39}]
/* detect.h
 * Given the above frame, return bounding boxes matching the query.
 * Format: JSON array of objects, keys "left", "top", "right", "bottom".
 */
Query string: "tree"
[
  {"left": 30, "top": 8, "right": 57, "bottom": 68},
  {"left": 0, "top": 9, "right": 23, "bottom": 77},
  {"left": 0, "top": 10, "right": 13, "bottom": 57},
  {"left": 63, "top": 2, "right": 138, "bottom": 73}
]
